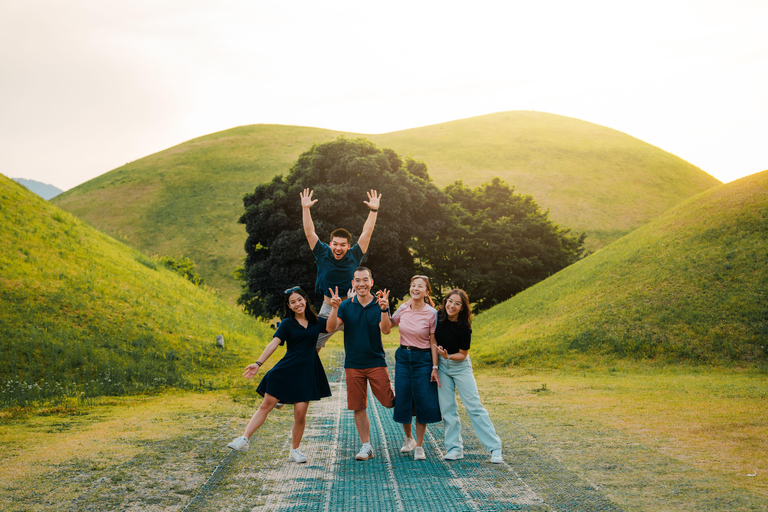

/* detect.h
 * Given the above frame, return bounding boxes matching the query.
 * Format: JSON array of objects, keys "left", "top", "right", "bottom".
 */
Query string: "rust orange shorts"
[{"left": 345, "top": 367, "right": 395, "bottom": 411}]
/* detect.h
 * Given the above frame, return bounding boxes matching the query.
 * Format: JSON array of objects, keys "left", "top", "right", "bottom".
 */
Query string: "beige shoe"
[
  {"left": 413, "top": 446, "right": 426, "bottom": 460},
  {"left": 400, "top": 437, "right": 417, "bottom": 453}
]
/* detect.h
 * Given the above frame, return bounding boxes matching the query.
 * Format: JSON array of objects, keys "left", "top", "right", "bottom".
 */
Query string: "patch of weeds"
[
  {"left": 0, "top": 406, "right": 32, "bottom": 421},
  {"left": 38, "top": 405, "right": 87, "bottom": 417},
  {"left": 531, "top": 383, "right": 549, "bottom": 393}
]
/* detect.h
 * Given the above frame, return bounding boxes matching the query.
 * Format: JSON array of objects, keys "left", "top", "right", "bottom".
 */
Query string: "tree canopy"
[
  {"left": 415, "top": 178, "right": 586, "bottom": 311},
  {"left": 238, "top": 137, "right": 585, "bottom": 318},
  {"left": 238, "top": 137, "right": 445, "bottom": 317}
]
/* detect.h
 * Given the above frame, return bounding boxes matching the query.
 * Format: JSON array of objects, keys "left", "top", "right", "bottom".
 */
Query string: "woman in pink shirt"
[{"left": 383, "top": 275, "right": 442, "bottom": 461}]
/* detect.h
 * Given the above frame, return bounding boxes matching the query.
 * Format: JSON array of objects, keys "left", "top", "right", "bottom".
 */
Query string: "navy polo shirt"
[
  {"left": 337, "top": 295, "right": 387, "bottom": 369},
  {"left": 312, "top": 241, "right": 364, "bottom": 298}
]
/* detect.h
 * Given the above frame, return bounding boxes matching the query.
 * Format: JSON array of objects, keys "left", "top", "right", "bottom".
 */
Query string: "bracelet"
[
  {"left": 255, "top": 361, "right": 263, "bottom": 366},
  {"left": 369, "top": 207, "right": 378, "bottom": 212},
  {"left": 432, "top": 365, "right": 438, "bottom": 370}
]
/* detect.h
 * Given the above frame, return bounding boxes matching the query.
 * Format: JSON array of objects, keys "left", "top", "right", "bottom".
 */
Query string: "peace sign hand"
[
  {"left": 328, "top": 286, "right": 342, "bottom": 308},
  {"left": 376, "top": 288, "right": 390, "bottom": 311}
]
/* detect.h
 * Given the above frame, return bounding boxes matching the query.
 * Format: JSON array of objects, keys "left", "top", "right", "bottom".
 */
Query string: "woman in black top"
[
  {"left": 434, "top": 289, "right": 503, "bottom": 463},
  {"left": 227, "top": 287, "right": 331, "bottom": 463}
]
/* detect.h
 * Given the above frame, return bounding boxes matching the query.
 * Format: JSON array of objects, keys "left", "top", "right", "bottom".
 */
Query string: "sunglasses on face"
[{"left": 284, "top": 286, "right": 302, "bottom": 295}]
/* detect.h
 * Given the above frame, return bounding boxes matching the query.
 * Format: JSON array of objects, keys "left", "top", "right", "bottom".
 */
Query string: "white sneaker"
[
  {"left": 490, "top": 449, "right": 503, "bottom": 464},
  {"left": 275, "top": 402, "right": 286, "bottom": 409},
  {"left": 400, "top": 437, "right": 417, "bottom": 453},
  {"left": 355, "top": 443, "right": 374, "bottom": 461},
  {"left": 413, "top": 446, "right": 426, "bottom": 460},
  {"left": 227, "top": 436, "right": 249, "bottom": 452},
  {"left": 289, "top": 448, "right": 308, "bottom": 463},
  {"left": 443, "top": 448, "right": 464, "bottom": 461}
]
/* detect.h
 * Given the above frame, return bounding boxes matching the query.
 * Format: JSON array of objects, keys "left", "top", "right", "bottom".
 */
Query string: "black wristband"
[
  {"left": 369, "top": 207, "right": 378, "bottom": 212},
  {"left": 255, "top": 361, "right": 263, "bottom": 366}
]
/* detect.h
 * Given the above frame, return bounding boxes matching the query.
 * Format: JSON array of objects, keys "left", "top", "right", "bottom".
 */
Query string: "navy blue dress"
[{"left": 256, "top": 317, "right": 332, "bottom": 403}]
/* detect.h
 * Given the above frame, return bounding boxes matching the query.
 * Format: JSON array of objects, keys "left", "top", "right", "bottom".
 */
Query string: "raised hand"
[
  {"left": 300, "top": 188, "right": 318, "bottom": 209},
  {"left": 364, "top": 189, "right": 382, "bottom": 210},
  {"left": 376, "top": 288, "right": 390, "bottom": 311},
  {"left": 329, "top": 286, "right": 342, "bottom": 308}
]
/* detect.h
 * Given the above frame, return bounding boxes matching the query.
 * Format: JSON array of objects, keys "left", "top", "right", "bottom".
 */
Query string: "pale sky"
[{"left": 1, "top": 0, "right": 766, "bottom": 191}]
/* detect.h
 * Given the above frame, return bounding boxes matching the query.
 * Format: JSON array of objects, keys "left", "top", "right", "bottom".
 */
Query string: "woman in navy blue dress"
[{"left": 227, "top": 287, "right": 332, "bottom": 463}]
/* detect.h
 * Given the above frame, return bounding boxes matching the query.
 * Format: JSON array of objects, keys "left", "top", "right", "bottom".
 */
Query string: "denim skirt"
[{"left": 393, "top": 347, "right": 442, "bottom": 424}]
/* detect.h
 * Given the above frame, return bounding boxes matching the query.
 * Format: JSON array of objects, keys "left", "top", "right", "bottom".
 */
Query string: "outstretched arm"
[
  {"left": 242, "top": 337, "right": 282, "bottom": 379},
  {"left": 301, "top": 188, "right": 320, "bottom": 250},
  {"left": 357, "top": 190, "right": 381, "bottom": 254}
]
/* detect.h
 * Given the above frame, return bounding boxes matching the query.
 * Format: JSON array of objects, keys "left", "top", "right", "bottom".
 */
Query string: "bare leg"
[
  {"left": 292, "top": 402, "right": 309, "bottom": 449},
  {"left": 415, "top": 422, "right": 427, "bottom": 447},
  {"left": 243, "top": 394, "right": 279, "bottom": 438},
  {"left": 402, "top": 422, "right": 413, "bottom": 439},
  {"left": 354, "top": 409, "right": 370, "bottom": 444}
]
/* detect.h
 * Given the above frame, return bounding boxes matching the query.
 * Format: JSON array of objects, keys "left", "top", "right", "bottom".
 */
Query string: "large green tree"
[
  {"left": 416, "top": 178, "right": 586, "bottom": 312},
  {"left": 238, "top": 137, "right": 446, "bottom": 317}
]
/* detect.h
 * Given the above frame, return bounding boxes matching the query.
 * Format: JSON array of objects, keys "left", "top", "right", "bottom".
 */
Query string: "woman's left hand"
[{"left": 430, "top": 368, "right": 441, "bottom": 388}]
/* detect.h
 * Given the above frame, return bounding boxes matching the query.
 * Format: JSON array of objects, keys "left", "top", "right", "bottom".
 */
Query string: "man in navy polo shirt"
[
  {"left": 300, "top": 188, "right": 381, "bottom": 352},
  {"left": 327, "top": 267, "right": 394, "bottom": 461}
]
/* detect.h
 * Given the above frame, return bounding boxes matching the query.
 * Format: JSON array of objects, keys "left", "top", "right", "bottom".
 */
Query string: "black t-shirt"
[{"left": 434, "top": 320, "right": 471, "bottom": 354}]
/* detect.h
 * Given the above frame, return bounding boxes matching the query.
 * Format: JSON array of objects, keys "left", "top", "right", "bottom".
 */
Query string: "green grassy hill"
[
  {"left": 53, "top": 112, "right": 720, "bottom": 301},
  {"left": 0, "top": 174, "right": 271, "bottom": 408},
  {"left": 472, "top": 170, "right": 768, "bottom": 367}
]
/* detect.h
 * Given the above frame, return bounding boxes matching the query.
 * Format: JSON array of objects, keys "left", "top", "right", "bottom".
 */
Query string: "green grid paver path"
[{"left": 197, "top": 351, "right": 623, "bottom": 511}]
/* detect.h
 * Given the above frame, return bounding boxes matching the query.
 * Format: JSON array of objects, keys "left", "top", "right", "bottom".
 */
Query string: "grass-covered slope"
[
  {"left": 473, "top": 170, "right": 768, "bottom": 367},
  {"left": 373, "top": 112, "right": 720, "bottom": 246},
  {"left": 53, "top": 112, "right": 720, "bottom": 301},
  {"left": 0, "top": 174, "right": 271, "bottom": 407}
]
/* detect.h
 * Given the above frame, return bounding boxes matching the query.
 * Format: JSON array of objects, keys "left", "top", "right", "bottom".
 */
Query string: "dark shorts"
[
  {"left": 393, "top": 347, "right": 442, "bottom": 424},
  {"left": 345, "top": 367, "right": 395, "bottom": 411}
]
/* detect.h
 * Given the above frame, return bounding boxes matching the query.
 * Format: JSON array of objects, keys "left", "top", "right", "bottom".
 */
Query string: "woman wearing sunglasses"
[
  {"left": 435, "top": 289, "right": 502, "bottom": 463},
  {"left": 382, "top": 275, "right": 442, "bottom": 461},
  {"left": 227, "top": 286, "right": 331, "bottom": 463}
]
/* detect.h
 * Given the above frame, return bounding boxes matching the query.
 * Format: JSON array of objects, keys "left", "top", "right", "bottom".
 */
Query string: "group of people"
[{"left": 227, "top": 189, "right": 502, "bottom": 465}]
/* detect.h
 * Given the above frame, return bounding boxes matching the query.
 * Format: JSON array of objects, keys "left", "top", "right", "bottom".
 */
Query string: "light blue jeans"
[{"left": 437, "top": 356, "right": 501, "bottom": 453}]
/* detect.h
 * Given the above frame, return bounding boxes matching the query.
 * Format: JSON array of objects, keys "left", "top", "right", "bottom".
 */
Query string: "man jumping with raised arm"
[{"left": 301, "top": 188, "right": 381, "bottom": 352}]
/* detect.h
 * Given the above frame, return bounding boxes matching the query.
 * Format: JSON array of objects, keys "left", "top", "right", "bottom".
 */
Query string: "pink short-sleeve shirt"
[{"left": 391, "top": 303, "right": 437, "bottom": 350}]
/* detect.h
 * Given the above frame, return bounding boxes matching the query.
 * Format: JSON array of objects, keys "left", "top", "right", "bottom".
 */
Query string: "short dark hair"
[
  {"left": 354, "top": 266, "right": 372, "bottom": 279},
  {"left": 330, "top": 228, "right": 352, "bottom": 244}
]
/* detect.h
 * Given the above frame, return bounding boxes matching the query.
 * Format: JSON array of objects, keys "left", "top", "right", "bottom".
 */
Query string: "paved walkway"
[{"left": 183, "top": 352, "right": 623, "bottom": 512}]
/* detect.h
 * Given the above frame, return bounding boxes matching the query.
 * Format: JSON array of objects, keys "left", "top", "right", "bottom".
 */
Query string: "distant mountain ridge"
[
  {"left": 11, "top": 177, "right": 63, "bottom": 200},
  {"left": 53, "top": 111, "right": 721, "bottom": 301}
]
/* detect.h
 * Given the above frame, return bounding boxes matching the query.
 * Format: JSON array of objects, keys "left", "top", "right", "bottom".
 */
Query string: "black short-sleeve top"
[{"left": 434, "top": 320, "right": 471, "bottom": 355}]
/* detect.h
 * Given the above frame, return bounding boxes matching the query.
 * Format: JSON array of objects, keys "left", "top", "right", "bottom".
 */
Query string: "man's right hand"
[
  {"left": 300, "top": 188, "right": 318, "bottom": 209},
  {"left": 329, "top": 286, "right": 342, "bottom": 308}
]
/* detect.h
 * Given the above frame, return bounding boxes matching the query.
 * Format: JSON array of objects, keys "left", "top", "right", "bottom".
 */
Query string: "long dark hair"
[
  {"left": 438, "top": 289, "right": 472, "bottom": 328},
  {"left": 410, "top": 275, "right": 435, "bottom": 307},
  {"left": 283, "top": 286, "right": 318, "bottom": 325}
]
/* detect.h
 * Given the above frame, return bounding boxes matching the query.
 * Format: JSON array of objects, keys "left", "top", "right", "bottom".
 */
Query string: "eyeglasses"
[
  {"left": 411, "top": 275, "right": 429, "bottom": 281},
  {"left": 284, "top": 286, "right": 302, "bottom": 295}
]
